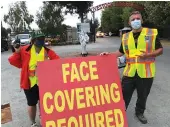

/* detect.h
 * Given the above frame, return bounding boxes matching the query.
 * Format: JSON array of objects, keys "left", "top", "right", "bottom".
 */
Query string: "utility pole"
[{"left": 92, "top": 11, "right": 96, "bottom": 43}]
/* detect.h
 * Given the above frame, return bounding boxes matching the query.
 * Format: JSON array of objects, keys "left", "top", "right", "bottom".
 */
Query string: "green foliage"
[
  {"left": 4, "top": 1, "right": 34, "bottom": 33},
  {"left": 36, "top": 2, "right": 65, "bottom": 36},
  {"left": 1, "top": 26, "right": 8, "bottom": 39},
  {"left": 143, "top": 1, "right": 170, "bottom": 28},
  {"left": 101, "top": 7, "right": 123, "bottom": 33},
  {"left": 56, "top": 1, "right": 93, "bottom": 22},
  {"left": 101, "top": 1, "right": 170, "bottom": 36},
  {"left": 121, "top": 7, "right": 134, "bottom": 27},
  {"left": 85, "top": 18, "right": 99, "bottom": 33},
  {"left": 97, "top": 26, "right": 102, "bottom": 32},
  {"left": 6, "top": 28, "right": 11, "bottom": 34}
]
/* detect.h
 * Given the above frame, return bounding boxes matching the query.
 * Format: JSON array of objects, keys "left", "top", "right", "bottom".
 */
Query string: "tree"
[
  {"left": 101, "top": 7, "right": 123, "bottom": 33},
  {"left": 1, "top": 26, "right": 8, "bottom": 39},
  {"left": 4, "top": 1, "right": 34, "bottom": 33},
  {"left": 121, "top": 7, "right": 134, "bottom": 27},
  {"left": 6, "top": 28, "right": 11, "bottom": 34},
  {"left": 100, "top": 2, "right": 145, "bottom": 32},
  {"left": 100, "top": 1, "right": 170, "bottom": 38},
  {"left": 36, "top": 2, "right": 64, "bottom": 36},
  {"left": 52, "top": 1, "right": 93, "bottom": 23},
  {"left": 143, "top": 1, "right": 170, "bottom": 28},
  {"left": 85, "top": 18, "right": 99, "bottom": 33},
  {"left": 97, "top": 26, "right": 103, "bottom": 32},
  {"left": 20, "top": 1, "right": 34, "bottom": 30},
  {"left": 142, "top": 1, "right": 170, "bottom": 38}
]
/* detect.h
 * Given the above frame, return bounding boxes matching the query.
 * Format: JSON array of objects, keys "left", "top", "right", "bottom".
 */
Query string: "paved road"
[{"left": 1, "top": 37, "right": 170, "bottom": 127}]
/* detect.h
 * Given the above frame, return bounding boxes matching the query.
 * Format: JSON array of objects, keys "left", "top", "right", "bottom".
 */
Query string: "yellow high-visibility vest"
[
  {"left": 122, "top": 28, "right": 158, "bottom": 78},
  {"left": 29, "top": 45, "right": 47, "bottom": 88}
]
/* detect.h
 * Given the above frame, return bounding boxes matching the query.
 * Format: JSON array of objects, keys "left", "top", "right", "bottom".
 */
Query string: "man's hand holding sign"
[{"left": 37, "top": 54, "right": 128, "bottom": 127}]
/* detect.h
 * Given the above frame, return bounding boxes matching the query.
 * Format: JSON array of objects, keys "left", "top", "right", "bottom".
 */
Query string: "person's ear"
[{"left": 129, "top": 20, "right": 131, "bottom": 26}]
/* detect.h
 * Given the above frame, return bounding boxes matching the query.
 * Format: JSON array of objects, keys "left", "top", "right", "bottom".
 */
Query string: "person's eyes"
[
  {"left": 131, "top": 18, "right": 140, "bottom": 21},
  {"left": 131, "top": 19, "right": 135, "bottom": 21}
]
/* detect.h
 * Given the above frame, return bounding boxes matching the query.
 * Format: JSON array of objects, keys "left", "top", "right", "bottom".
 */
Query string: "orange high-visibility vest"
[{"left": 122, "top": 28, "right": 158, "bottom": 78}]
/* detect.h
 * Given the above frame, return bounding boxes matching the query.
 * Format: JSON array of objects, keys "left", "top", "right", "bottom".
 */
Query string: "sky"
[{"left": 1, "top": 0, "right": 113, "bottom": 30}]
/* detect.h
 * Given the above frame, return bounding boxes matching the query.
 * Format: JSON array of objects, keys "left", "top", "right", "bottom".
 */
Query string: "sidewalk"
[
  {"left": 161, "top": 39, "right": 170, "bottom": 46},
  {"left": 2, "top": 37, "right": 170, "bottom": 127}
]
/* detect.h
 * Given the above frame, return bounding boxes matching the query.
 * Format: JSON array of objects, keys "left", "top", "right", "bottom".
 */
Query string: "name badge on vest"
[{"left": 145, "top": 36, "right": 150, "bottom": 43}]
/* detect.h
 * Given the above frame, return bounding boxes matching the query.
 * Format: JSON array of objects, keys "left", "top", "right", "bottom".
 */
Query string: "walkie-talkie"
[
  {"left": 14, "top": 37, "right": 20, "bottom": 48},
  {"left": 12, "top": 37, "right": 21, "bottom": 52}
]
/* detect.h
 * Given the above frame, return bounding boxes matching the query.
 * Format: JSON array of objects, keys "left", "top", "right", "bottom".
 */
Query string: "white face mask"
[{"left": 131, "top": 19, "right": 142, "bottom": 30}]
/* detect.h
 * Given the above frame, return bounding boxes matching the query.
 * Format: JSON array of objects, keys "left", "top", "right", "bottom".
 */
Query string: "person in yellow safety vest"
[
  {"left": 100, "top": 11, "right": 163, "bottom": 124},
  {"left": 8, "top": 32, "right": 60, "bottom": 127}
]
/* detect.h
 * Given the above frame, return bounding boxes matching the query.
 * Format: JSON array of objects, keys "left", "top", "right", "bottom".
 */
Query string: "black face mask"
[{"left": 35, "top": 40, "right": 45, "bottom": 47}]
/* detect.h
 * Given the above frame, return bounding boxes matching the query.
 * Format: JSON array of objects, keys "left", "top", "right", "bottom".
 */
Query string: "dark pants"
[
  {"left": 121, "top": 73, "right": 153, "bottom": 114},
  {"left": 24, "top": 85, "right": 39, "bottom": 106}
]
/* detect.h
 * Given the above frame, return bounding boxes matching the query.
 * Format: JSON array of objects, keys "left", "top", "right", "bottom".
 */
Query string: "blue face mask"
[
  {"left": 131, "top": 19, "right": 142, "bottom": 30},
  {"left": 35, "top": 40, "right": 45, "bottom": 47}
]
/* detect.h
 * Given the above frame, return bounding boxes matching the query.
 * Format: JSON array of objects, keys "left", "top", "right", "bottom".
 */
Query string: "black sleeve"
[
  {"left": 155, "top": 36, "right": 163, "bottom": 50},
  {"left": 119, "top": 43, "right": 124, "bottom": 54}
]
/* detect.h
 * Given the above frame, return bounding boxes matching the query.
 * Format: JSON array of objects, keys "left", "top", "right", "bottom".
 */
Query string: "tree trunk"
[
  {"left": 80, "top": 13, "right": 84, "bottom": 23},
  {"left": 81, "top": 17, "right": 84, "bottom": 23}
]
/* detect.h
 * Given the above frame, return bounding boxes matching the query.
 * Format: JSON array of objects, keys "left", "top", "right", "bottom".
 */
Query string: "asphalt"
[{"left": 1, "top": 36, "right": 170, "bottom": 127}]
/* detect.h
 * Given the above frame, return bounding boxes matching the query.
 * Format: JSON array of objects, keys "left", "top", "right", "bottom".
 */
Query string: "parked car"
[
  {"left": 12, "top": 34, "right": 31, "bottom": 46},
  {"left": 96, "top": 31, "right": 105, "bottom": 38},
  {"left": 104, "top": 33, "right": 109, "bottom": 36},
  {"left": 119, "top": 27, "right": 131, "bottom": 37}
]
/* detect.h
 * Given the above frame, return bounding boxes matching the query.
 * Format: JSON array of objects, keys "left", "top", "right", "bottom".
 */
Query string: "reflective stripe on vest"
[
  {"left": 125, "top": 63, "right": 131, "bottom": 76},
  {"left": 145, "top": 28, "right": 153, "bottom": 77},
  {"left": 126, "top": 57, "right": 155, "bottom": 64},
  {"left": 146, "top": 28, "right": 153, "bottom": 53},
  {"left": 123, "top": 32, "right": 130, "bottom": 56},
  {"left": 122, "top": 28, "right": 157, "bottom": 78},
  {"left": 123, "top": 32, "right": 130, "bottom": 76}
]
